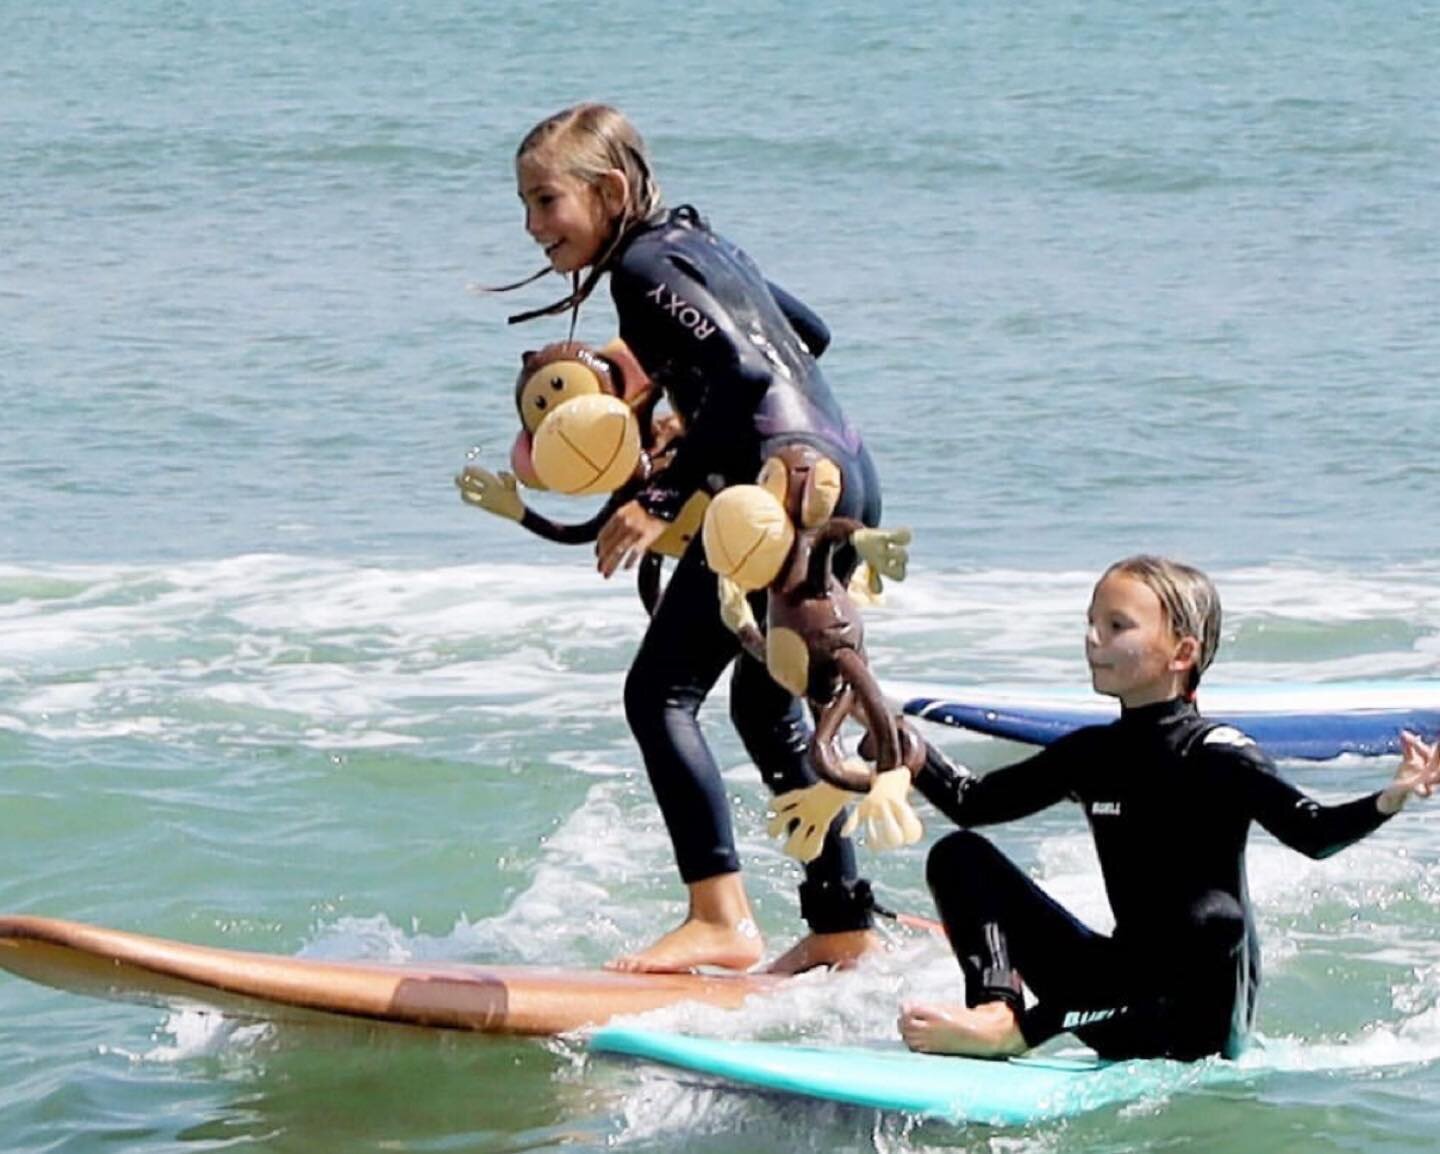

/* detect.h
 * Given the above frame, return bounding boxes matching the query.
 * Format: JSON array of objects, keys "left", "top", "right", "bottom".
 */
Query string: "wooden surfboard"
[{"left": 0, "top": 915, "right": 783, "bottom": 1036}]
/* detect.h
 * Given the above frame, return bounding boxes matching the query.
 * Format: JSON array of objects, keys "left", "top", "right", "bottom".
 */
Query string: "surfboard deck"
[
  {"left": 0, "top": 916, "right": 782, "bottom": 1035},
  {"left": 590, "top": 1026, "right": 1232, "bottom": 1125},
  {"left": 902, "top": 683, "right": 1440, "bottom": 761}
]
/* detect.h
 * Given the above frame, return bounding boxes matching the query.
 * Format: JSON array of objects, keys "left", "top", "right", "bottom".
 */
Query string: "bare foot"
[
  {"left": 898, "top": 1000, "right": 1027, "bottom": 1058},
  {"left": 607, "top": 916, "right": 764, "bottom": 974},
  {"left": 765, "top": 929, "right": 885, "bottom": 975}
]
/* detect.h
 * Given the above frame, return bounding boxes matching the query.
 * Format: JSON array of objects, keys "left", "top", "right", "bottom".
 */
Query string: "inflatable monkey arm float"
[{"left": 700, "top": 442, "right": 925, "bottom": 862}]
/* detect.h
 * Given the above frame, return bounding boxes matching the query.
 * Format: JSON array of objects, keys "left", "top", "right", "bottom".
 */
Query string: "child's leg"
[
  {"left": 925, "top": 831, "right": 1250, "bottom": 1060},
  {"left": 902, "top": 828, "right": 1117, "bottom": 1057},
  {"left": 924, "top": 830, "right": 1126, "bottom": 1029},
  {"left": 614, "top": 541, "right": 763, "bottom": 972},
  {"left": 624, "top": 541, "right": 745, "bottom": 881},
  {"left": 729, "top": 653, "right": 873, "bottom": 928}
]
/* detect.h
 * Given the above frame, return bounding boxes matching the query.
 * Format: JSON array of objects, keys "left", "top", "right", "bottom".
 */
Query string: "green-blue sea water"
[{"left": 2, "top": 2, "right": 1438, "bottom": 1151}]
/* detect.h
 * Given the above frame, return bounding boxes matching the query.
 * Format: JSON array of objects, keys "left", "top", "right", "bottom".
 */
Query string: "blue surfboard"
[
  {"left": 590, "top": 1027, "right": 1233, "bottom": 1125},
  {"left": 898, "top": 680, "right": 1440, "bottom": 760}
]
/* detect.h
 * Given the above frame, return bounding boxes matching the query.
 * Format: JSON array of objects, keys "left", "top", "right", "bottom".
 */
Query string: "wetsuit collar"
[
  {"left": 1117, "top": 696, "right": 1196, "bottom": 727},
  {"left": 607, "top": 205, "right": 697, "bottom": 266}
]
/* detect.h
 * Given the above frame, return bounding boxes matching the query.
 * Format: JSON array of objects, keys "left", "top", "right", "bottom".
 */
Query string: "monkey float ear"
[{"left": 799, "top": 455, "right": 843, "bottom": 529}]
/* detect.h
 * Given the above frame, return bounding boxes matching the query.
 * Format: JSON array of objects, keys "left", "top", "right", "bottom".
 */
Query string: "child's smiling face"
[{"left": 516, "top": 153, "right": 615, "bottom": 274}]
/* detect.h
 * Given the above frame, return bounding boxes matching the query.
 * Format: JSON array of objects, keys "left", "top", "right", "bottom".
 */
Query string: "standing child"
[
  {"left": 504, "top": 103, "right": 886, "bottom": 973},
  {"left": 901, "top": 555, "right": 1440, "bottom": 1060}
]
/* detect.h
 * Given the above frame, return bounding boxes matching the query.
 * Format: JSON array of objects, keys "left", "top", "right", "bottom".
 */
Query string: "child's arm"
[
  {"left": 1228, "top": 730, "right": 1435, "bottom": 858},
  {"left": 1377, "top": 730, "right": 1440, "bottom": 815},
  {"left": 910, "top": 735, "right": 1080, "bottom": 828},
  {"left": 765, "top": 280, "right": 830, "bottom": 357}
]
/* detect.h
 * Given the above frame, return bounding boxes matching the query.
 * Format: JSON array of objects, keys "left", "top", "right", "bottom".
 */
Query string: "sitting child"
[{"left": 902, "top": 554, "right": 1439, "bottom": 1061}]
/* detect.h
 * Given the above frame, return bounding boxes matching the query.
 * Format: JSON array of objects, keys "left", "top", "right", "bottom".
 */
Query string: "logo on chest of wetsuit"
[
  {"left": 1089, "top": 800, "right": 1123, "bottom": 817},
  {"left": 645, "top": 283, "right": 716, "bottom": 341},
  {"left": 1062, "top": 1007, "right": 1125, "bottom": 1029}
]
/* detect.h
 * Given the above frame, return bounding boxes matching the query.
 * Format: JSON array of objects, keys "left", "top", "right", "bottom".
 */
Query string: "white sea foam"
[
  {"left": 129, "top": 1011, "right": 273, "bottom": 1064},
  {"left": 6, "top": 554, "right": 1439, "bottom": 1070},
  {"left": 4, "top": 556, "right": 1437, "bottom": 750},
  {"left": 1244, "top": 1002, "right": 1440, "bottom": 1074}
]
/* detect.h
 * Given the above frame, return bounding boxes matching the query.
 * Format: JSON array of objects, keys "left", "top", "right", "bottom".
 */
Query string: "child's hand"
[
  {"left": 455, "top": 466, "right": 524, "bottom": 522},
  {"left": 842, "top": 768, "right": 924, "bottom": 851},
  {"left": 649, "top": 412, "right": 685, "bottom": 452},
  {"left": 767, "top": 781, "right": 854, "bottom": 863},
  {"left": 1378, "top": 730, "right": 1440, "bottom": 815},
  {"left": 596, "top": 500, "right": 669, "bottom": 577}
]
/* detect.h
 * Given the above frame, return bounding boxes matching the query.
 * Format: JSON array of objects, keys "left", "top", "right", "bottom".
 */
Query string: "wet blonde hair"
[
  {"left": 508, "top": 103, "right": 664, "bottom": 326},
  {"left": 1103, "top": 555, "right": 1222, "bottom": 696}
]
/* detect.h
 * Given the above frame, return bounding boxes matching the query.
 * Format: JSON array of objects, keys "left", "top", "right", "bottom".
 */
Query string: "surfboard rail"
[
  {"left": 0, "top": 915, "right": 782, "bottom": 1035},
  {"left": 589, "top": 1026, "right": 1232, "bottom": 1124},
  {"left": 903, "top": 696, "right": 1440, "bottom": 761}
]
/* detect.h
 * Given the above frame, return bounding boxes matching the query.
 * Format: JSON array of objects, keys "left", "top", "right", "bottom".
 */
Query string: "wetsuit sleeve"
[
  {"left": 1207, "top": 735, "right": 1392, "bottom": 858},
  {"left": 911, "top": 735, "right": 1083, "bottom": 828},
  {"left": 611, "top": 251, "right": 776, "bottom": 521},
  {"left": 766, "top": 280, "right": 830, "bottom": 357}
]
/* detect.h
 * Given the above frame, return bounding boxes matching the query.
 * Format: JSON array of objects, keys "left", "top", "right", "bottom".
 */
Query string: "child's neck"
[{"left": 1117, "top": 682, "right": 1189, "bottom": 711}]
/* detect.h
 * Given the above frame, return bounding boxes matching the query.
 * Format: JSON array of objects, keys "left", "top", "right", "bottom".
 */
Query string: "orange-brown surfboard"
[{"left": 0, "top": 915, "right": 783, "bottom": 1035}]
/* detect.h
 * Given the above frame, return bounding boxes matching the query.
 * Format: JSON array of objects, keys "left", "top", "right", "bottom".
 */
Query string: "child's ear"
[
  {"left": 598, "top": 169, "right": 630, "bottom": 217},
  {"left": 1171, "top": 635, "right": 1201, "bottom": 674}
]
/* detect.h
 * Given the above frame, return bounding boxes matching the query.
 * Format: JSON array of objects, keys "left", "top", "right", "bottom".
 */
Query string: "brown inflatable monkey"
[
  {"left": 456, "top": 340, "right": 707, "bottom": 613},
  {"left": 701, "top": 442, "right": 925, "bottom": 862}
]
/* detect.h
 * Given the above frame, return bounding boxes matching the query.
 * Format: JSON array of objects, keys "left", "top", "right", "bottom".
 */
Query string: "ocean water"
[{"left": 2, "top": 2, "right": 1438, "bottom": 1151}]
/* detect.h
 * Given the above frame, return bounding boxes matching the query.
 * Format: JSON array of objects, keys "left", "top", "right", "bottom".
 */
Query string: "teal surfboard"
[{"left": 590, "top": 1027, "right": 1232, "bottom": 1125}]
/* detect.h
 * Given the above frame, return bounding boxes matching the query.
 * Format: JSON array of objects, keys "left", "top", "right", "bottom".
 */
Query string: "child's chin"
[{"left": 1088, "top": 671, "right": 1120, "bottom": 698}]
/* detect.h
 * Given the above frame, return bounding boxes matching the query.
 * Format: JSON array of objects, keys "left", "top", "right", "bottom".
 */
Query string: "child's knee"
[
  {"left": 622, "top": 662, "right": 654, "bottom": 730},
  {"left": 624, "top": 658, "right": 683, "bottom": 738},
  {"left": 926, "top": 829, "right": 991, "bottom": 888}
]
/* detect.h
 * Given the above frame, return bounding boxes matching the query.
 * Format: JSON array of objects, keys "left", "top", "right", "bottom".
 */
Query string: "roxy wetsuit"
[
  {"left": 610, "top": 206, "right": 882, "bottom": 932},
  {"left": 612, "top": 205, "right": 873, "bottom": 522},
  {"left": 911, "top": 697, "right": 1393, "bottom": 1059}
]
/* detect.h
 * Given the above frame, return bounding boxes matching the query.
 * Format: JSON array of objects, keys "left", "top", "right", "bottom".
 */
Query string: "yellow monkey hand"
[
  {"left": 767, "top": 780, "right": 854, "bottom": 863},
  {"left": 842, "top": 768, "right": 923, "bottom": 852},
  {"left": 851, "top": 527, "right": 911, "bottom": 591},
  {"left": 455, "top": 465, "right": 525, "bottom": 523}
]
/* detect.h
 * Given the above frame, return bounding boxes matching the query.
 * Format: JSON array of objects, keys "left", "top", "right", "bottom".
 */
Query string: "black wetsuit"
[
  {"left": 912, "top": 698, "right": 1392, "bottom": 1059},
  {"left": 609, "top": 206, "right": 882, "bottom": 932}
]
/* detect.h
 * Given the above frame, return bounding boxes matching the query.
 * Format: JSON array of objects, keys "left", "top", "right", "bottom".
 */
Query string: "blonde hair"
[
  {"left": 1103, "top": 555, "right": 1222, "bottom": 696},
  {"left": 508, "top": 104, "right": 664, "bottom": 326}
]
